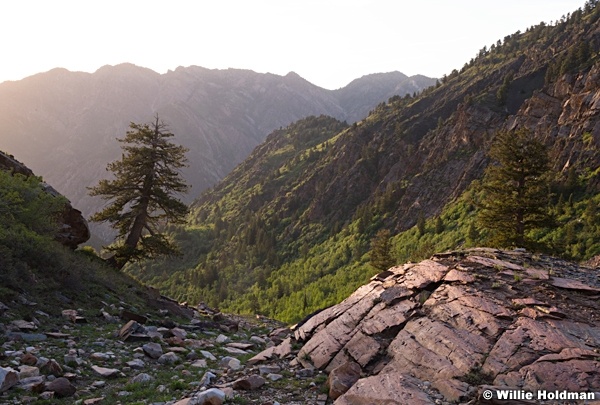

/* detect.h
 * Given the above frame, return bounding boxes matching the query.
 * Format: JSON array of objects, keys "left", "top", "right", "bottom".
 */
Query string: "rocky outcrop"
[
  {"left": 2, "top": 249, "right": 599, "bottom": 404},
  {"left": 258, "top": 249, "right": 600, "bottom": 403},
  {"left": 0, "top": 150, "right": 89, "bottom": 248}
]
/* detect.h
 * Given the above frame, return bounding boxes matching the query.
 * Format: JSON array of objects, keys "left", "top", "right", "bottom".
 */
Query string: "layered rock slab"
[{"left": 264, "top": 249, "right": 600, "bottom": 403}]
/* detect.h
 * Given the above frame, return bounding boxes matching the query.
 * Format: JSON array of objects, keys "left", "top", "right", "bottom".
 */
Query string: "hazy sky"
[{"left": 1, "top": 0, "right": 586, "bottom": 89}]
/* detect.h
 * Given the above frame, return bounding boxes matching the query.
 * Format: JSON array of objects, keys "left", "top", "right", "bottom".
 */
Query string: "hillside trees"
[
  {"left": 0, "top": 171, "right": 67, "bottom": 271},
  {"left": 370, "top": 229, "right": 394, "bottom": 271},
  {"left": 0, "top": 172, "right": 66, "bottom": 236},
  {"left": 477, "top": 128, "right": 553, "bottom": 249},
  {"left": 89, "top": 115, "right": 189, "bottom": 269}
]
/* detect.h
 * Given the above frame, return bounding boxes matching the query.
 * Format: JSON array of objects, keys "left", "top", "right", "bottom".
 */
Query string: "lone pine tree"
[
  {"left": 370, "top": 229, "right": 395, "bottom": 271},
  {"left": 477, "top": 128, "right": 553, "bottom": 249},
  {"left": 89, "top": 115, "right": 189, "bottom": 268}
]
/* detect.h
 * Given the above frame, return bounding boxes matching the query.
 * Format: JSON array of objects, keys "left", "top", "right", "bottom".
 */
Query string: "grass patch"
[{"left": 460, "top": 365, "right": 495, "bottom": 386}]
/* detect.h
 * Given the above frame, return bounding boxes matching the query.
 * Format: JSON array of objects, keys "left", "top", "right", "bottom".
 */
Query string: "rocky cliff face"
[
  {"left": 252, "top": 249, "right": 600, "bottom": 404},
  {"left": 0, "top": 151, "right": 89, "bottom": 248}
]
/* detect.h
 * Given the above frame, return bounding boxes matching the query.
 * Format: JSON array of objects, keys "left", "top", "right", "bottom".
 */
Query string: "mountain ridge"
[
  {"left": 0, "top": 64, "right": 435, "bottom": 241},
  {"left": 131, "top": 3, "right": 600, "bottom": 322}
]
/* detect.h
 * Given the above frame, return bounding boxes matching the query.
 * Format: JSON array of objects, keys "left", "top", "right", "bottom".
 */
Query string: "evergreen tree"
[
  {"left": 477, "top": 129, "right": 553, "bottom": 249},
  {"left": 370, "top": 229, "right": 395, "bottom": 271},
  {"left": 89, "top": 115, "right": 189, "bottom": 268},
  {"left": 435, "top": 216, "right": 445, "bottom": 234},
  {"left": 466, "top": 222, "right": 480, "bottom": 246},
  {"left": 416, "top": 211, "right": 426, "bottom": 236},
  {"left": 585, "top": 198, "right": 598, "bottom": 228}
]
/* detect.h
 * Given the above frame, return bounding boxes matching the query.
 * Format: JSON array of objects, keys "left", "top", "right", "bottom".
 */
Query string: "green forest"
[{"left": 106, "top": 2, "right": 600, "bottom": 323}]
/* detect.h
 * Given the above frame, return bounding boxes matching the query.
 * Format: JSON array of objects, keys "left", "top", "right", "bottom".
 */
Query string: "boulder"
[
  {"left": 142, "top": 342, "right": 163, "bottom": 359},
  {"left": 45, "top": 377, "right": 76, "bottom": 398},
  {"left": 219, "top": 356, "right": 241, "bottom": 370},
  {"left": 0, "top": 367, "right": 19, "bottom": 393},
  {"left": 200, "top": 350, "right": 217, "bottom": 361},
  {"left": 157, "top": 352, "right": 180, "bottom": 365},
  {"left": 190, "top": 387, "right": 226, "bottom": 405},
  {"left": 39, "top": 359, "right": 63, "bottom": 377},
  {"left": 91, "top": 366, "right": 120, "bottom": 378},
  {"left": 129, "top": 373, "right": 154, "bottom": 385},
  {"left": 126, "top": 359, "right": 145, "bottom": 369},
  {"left": 327, "top": 361, "right": 361, "bottom": 399},
  {"left": 258, "top": 365, "right": 281, "bottom": 375},
  {"left": 18, "top": 365, "right": 39, "bottom": 379},
  {"left": 119, "top": 320, "right": 149, "bottom": 342},
  {"left": 215, "top": 334, "right": 230, "bottom": 343},
  {"left": 16, "top": 376, "right": 45, "bottom": 392},
  {"left": 232, "top": 374, "right": 266, "bottom": 390},
  {"left": 11, "top": 320, "right": 36, "bottom": 330}
]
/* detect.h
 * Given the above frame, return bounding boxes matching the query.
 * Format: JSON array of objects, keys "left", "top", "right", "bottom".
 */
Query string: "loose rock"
[
  {"left": 142, "top": 342, "right": 163, "bottom": 359},
  {"left": 0, "top": 367, "right": 19, "bottom": 393},
  {"left": 232, "top": 374, "right": 266, "bottom": 390},
  {"left": 45, "top": 377, "right": 76, "bottom": 398}
]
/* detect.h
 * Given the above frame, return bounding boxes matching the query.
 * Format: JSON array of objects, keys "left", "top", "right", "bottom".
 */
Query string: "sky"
[{"left": 0, "top": 0, "right": 586, "bottom": 90}]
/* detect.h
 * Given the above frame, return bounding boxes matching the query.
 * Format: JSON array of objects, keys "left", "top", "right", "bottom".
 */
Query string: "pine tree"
[
  {"left": 477, "top": 128, "right": 553, "bottom": 249},
  {"left": 466, "top": 222, "right": 480, "bottom": 246},
  {"left": 370, "top": 229, "right": 395, "bottom": 271},
  {"left": 416, "top": 211, "right": 426, "bottom": 236},
  {"left": 89, "top": 115, "right": 189, "bottom": 268},
  {"left": 434, "top": 216, "right": 445, "bottom": 234}
]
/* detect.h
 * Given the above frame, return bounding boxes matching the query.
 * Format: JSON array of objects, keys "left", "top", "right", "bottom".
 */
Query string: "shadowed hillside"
[
  {"left": 0, "top": 66, "right": 434, "bottom": 242},
  {"left": 128, "top": 3, "right": 600, "bottom": 323}
]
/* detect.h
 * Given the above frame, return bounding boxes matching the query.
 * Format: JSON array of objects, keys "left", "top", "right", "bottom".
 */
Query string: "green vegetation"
[
  {"left": 125, "top": 3, "right": 600, "bottom": 325},
  {"left": 477, "top": 129, "right": 553, "bottom": 249},
  {"left": 369, "top": 229, "right": 394, "bottom": 271},
  {"left": 0, "top": 171, "right": 67, "bottom": 284},
  {"left": 89, "top": 115, "right": 189, "bottom": 269},
  {"left": 0, "top": 169, "right": 151, "bottom": 315}
]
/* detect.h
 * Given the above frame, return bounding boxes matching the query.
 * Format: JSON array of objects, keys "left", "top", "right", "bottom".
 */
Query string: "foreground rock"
[
  {"left": 45, "top": 377, "right": 76, "bottom": 398},
  {"left": 327, "top": 361, "right": 361, "bottom": 399},
  {"left": 259, "top": 248, "right": 600, "bottom": 403},
  {"left": 0, "top": 289, "right": 320, "bottom": 404},
  {"left": 3, "top": 247, "right": 598, "bottom": 404},
  {"left": 0, "top": 368, "right": 18, "bottom": 393}
]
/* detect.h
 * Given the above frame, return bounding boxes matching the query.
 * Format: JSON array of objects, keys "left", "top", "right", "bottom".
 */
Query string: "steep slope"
[
  {"left": 0, "top": 65, "right": 433, "bottom": 241},
  {"left": 0, "top": 150, "right": 89, "bottom": 248},
  {"left": 134, "top": 4, "right": 600, "bottom": 323},
  {"left": 333, "top": 71, "right": 436, "bottom": 122}
]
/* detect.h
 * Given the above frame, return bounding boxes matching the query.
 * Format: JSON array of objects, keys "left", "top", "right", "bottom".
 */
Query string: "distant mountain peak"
[
  {"left": 94, "top": 63, "right": 159, "bottom": 77},
  {"left": 284, "top": 71, "right": 303, "bottom": 79}
]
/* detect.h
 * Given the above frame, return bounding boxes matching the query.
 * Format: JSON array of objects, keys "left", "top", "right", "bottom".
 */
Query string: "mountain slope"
[
  {"left": 333, "top": 71, "right": 435, "bottom": 122},
  {"left": 131, "top": 4, "right": 600, "bottom": 323},
  {"left": 0, "top": 65, "right": 434, "bottom": 241}
]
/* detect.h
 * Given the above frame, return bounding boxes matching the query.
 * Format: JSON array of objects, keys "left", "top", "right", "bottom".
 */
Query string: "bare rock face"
[
  {"left": 335, "top": 372, "right": 436, "bottom": 405},
  {"left": 0, "top": 150, "right": 90, "bottom": 248},
  {"left": 263, "top": 249, "right": 600, "bottom": 403}
]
